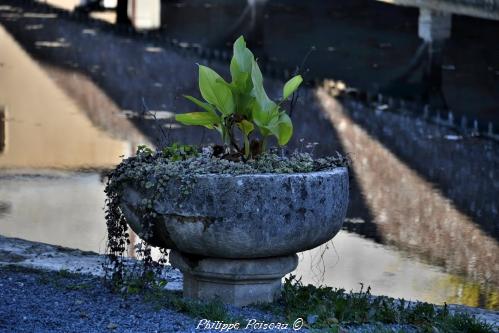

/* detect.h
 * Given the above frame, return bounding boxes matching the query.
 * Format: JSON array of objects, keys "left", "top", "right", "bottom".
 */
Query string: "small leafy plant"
[
  {"left": 279, "top": 275, "right": 497, "bottom": 332},
  {"left": 175, "top": 36, "right": 303, "bottom": 159},
  {"left": 161, "top": 143, "right": 198, "bottom": 161}
]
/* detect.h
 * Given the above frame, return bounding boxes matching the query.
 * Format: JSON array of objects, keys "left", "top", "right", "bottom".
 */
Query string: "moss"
[{"left": 108, "top": 148, "right": 348, "bottom": 193}]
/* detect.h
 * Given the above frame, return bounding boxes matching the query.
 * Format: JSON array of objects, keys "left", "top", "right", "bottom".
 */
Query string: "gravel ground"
[
  {"left": 0, "top": 266, "right": 194, "bottom": 333},
  {"left": 0, "top": 266, "right": 291, "bottom": 333},
  {"left": 0, "top": 265, "right": 423, "bottom": 333}
]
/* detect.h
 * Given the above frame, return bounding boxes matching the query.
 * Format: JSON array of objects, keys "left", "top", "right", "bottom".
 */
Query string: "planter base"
[{"left": 170, "top": 250, "right": 298, "bottom": 307}]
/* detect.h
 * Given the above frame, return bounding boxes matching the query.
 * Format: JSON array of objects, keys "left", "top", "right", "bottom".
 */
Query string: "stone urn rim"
[
  {"left": 121, "top": 166, "right": 349, "bottom": 258},
  {"left": 176, "top": 166, "right": 347, "bottom": 179}
]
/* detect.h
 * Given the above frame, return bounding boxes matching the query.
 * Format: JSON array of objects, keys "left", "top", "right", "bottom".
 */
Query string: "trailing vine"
[{"left": 103, "top": 144, "right": 198, "bottom": 290}]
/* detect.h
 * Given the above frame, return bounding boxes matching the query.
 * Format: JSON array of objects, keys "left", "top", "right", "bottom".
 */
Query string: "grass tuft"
[{"left": 279, "top": 275, "right": 497, "bottom": 333}]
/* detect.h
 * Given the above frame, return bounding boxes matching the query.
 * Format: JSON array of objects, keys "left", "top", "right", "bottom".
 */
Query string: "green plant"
[
  {"left": 136, "top": 144, "right": 153, "bottom": 156},
  {"left": 175, "top": 36, "right": 303, "bottom": 158},
  {"left": 279, "top": 275, "right": 496, "bottom": 333},
  {"left": 161, "top": 143, "right": 198, "bottom": 161}
]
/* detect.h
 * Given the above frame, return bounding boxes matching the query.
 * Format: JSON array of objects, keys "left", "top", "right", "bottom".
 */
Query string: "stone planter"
[{"left": 121, "top": 167, "right": 349, "bottom": 306}]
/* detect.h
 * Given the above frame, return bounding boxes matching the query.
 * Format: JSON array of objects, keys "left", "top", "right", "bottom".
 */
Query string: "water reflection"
[
  {"left": 0, "top": 173, "right": 108, "bottom": 253},
  {"left": 132, "top": 0, "right": 498, "bottom": 127},
  {"left": 315, "top": 87, "right": 498, "bottom": 308},
  {"left": 297, "top": 232, "right": 499, "bottom": 309},
  {"left": 9, "top": 0, "right": 499, "bottom": 128},
  {"left": 0, "top": 0, "right": 498, "bottom": 310},
  {"left": 0, "top": 26, "right": 131, "bottom": 170}
]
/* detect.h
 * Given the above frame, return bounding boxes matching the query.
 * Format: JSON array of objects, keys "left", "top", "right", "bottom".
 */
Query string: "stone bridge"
[
  {"left": 379, "top": 0, "right": 499, "bottom": 42},
  {"left": 89, "top": 0, "right": 499, "bottom": 39}
]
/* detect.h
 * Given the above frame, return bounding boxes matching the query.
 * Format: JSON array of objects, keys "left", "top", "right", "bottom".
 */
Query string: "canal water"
[{"left": 0, "top": 0, "right": 498, "bottom": 310}]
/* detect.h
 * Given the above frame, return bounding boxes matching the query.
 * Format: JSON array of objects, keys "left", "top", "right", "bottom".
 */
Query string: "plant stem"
[
  {"left": 262, "top": 137, "right": 268, "bottom": 152},
  {"left": 243, "top": 135, "right": 250, "bottom": 158}
]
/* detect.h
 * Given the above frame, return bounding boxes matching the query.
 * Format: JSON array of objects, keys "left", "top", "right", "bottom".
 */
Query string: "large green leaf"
[
  {"left": 250, "top": 58, "right": 275, "bottom": 115},
  {"left": 282, "top": 75, "right": 303, "bottom": 100},
  {"left": 183, "top": 95, "right": 217, "bottom": 116},
  {"left": 175, "top": 112, "right": 220, "bottom": 129},
  {"left": 229, "top": 63, "right": 251, "bottom": 94},
  {"left": 236, "top": 93, "right": 255, "bottom": 118},
  {"left": 233, "top": 36, "right": 253, "bottom": 73},
  {"left": 251, "top": 100, "right": 278, "bottom": 128},
  {"left": 230, "top": 36, "right": 254, "bottom": 93},
  {"left": 269, "top": 112, "right": 293, "bottom": 145},
  {"left": 215, "top": 78, "right": 236, "bottom": 90},
  {"left": 198, "top": 65, "right": 234, "bottom": 116}
]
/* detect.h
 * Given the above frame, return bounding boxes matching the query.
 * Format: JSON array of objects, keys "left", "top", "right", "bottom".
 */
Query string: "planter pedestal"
[{"left": 170, "top": 250, "right": 298, "bottom": 307}]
